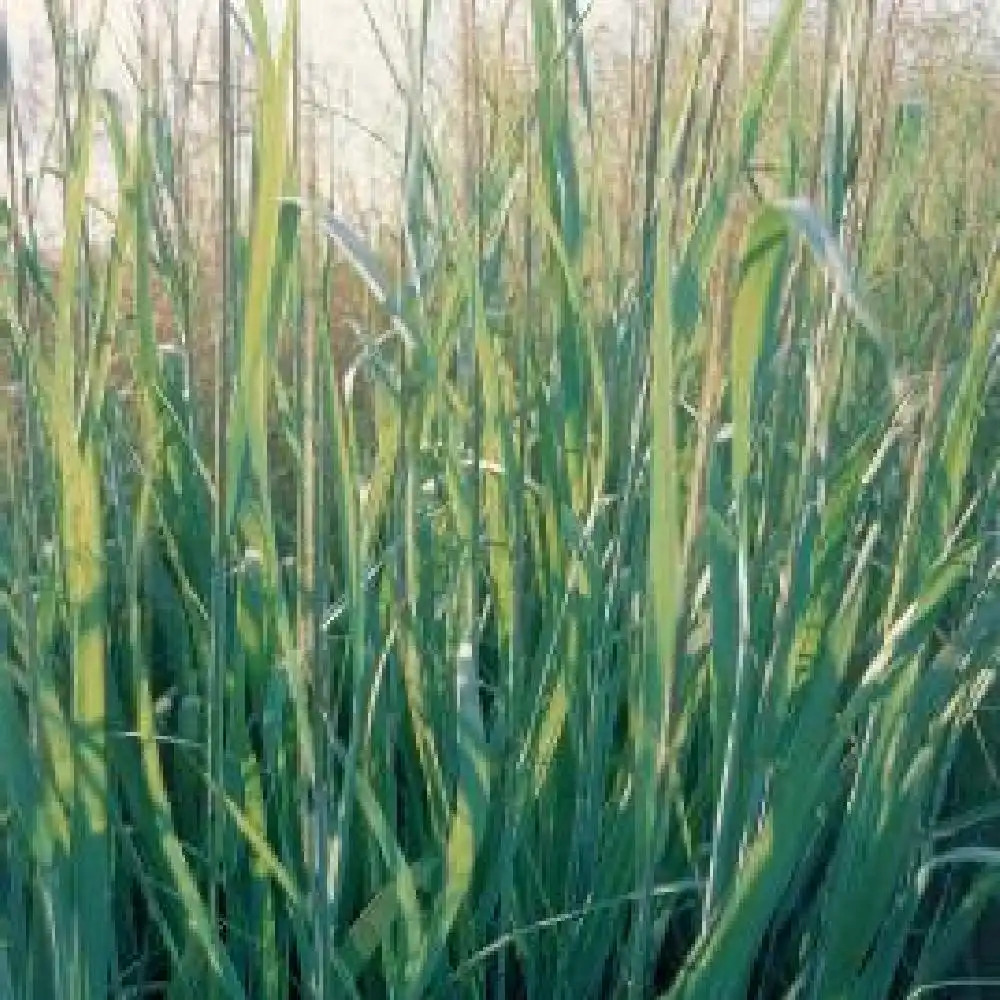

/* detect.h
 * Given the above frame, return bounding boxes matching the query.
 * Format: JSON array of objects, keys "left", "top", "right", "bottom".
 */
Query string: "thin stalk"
[
  {"left": 211, "top": 0, "right": 235, "bottom": 987},
  {"left": 639, "top": 0, "right": 671, "bottom": 335},
  {"left": 293, "top": 4, "right": 327, "bottom": 993}
]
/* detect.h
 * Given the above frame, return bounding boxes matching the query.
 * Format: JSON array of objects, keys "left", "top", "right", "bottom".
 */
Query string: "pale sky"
[
  {"left": 6, "top": 1, "right": 998, "bottom": 142},
  {"left": 1, "top": 0, "right": 662, "bottom": 239},
  {"left": 3, "top": 0, "right": 998, "bottom": 241}
]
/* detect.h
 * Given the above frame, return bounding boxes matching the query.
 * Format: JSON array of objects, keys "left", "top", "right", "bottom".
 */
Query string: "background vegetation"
[{"left": 3, "top": 0, "right": 1000, "bottom": 996}]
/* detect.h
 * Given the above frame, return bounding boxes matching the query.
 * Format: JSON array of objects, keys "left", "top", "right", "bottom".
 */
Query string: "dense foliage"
[{"left": 3, "top": 0, "right": 1000, "bottom": 996}]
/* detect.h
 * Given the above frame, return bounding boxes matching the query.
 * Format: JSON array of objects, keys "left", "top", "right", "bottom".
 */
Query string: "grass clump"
[{"left": 3, "top": 0, "right": 1000, "bottom": 997}]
